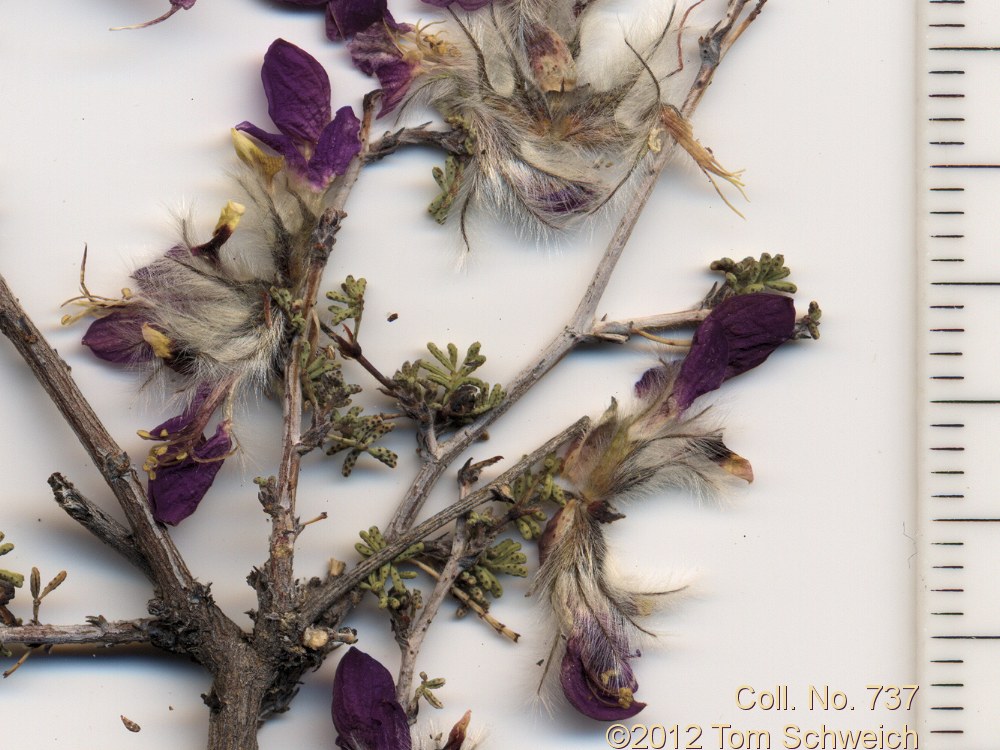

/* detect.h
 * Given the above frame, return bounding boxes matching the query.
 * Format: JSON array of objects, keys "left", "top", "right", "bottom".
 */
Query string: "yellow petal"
[
  {"left": 141, "top": 323, "right": 174, "bottom": 359},
  {"left": 214, "top": 200, "right": 245, "bottom": 234},
  {"left": 231, "top": 128, "right": 285, "bottom": 185}
]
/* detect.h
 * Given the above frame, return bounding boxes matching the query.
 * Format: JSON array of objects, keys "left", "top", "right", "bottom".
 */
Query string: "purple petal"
[
  {"left": 634, "top": 365, "right": 670, "bottom": 400},
  {"left": 148, "top": 421, "right": 232, "bottom": 525},
  {"left": 346, "top": 23, "right": 394, "bottom": 77},
  {"left": 536, "top": 185, "right": 597, "bottom": 215},
  {"left": 326, "top": 0, "right": 390, "bottom": 41},
  {"left": 234, "top": 121, "right": 309, "bottom": 178},
  {"left": 560, "top": 637, "right": 646, "bottom": 721},
  {"left": 332, "top": 649, "right": 412, "bottom": 750},
  {"left": 82, "top": 308, "right": 156, "bottom": 365},
  {"left": 372, "top": 58, "right": 418, "bottom": 115},
  {"left": 171, "top": 0, "right": 196, "bottom": 8},
  {"left": 146, "top": 383, "right": 214, "bottom": 439},
  {"left": 347, "top": 24, "right": 419, "bottom": 115},
  {"left": 261, "top": 39, "right": 332, "bottom": 143},
  {"left": 306, "top": 106, "right": 362, "bottom": 188},
  {"left": 673, "top": 294, "right": 795, "bottom": 412}
]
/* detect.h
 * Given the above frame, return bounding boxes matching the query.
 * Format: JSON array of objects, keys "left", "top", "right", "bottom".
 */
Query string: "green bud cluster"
[
  {"left": 505, "top": 454, "right": 567, "bottom": 540},
  {"left": 796, "top": 300, "right": 823, "bottom": 340},
  {"left": 457, "top": 539, "right": 528, "bottom": 603},
  {"left": 326, "top": 275, "right": 367, "bottom": 331},
  {"left": 392, "top": 341, "right": 504, "bottom": 431},
  {"left": 327, "top": 410, "right": 398, "bottom": 476},
  {"left": 269, "top": 286, "right": 306, "bottom": 332},
  {"left": 355, "top": 527, "right": 423, "bottom": 610},
  {"left": 710, "top": 253, "right": 797, "bottom": 299},
  {"left": 415, "top": 672, "right": 447, "bottom": 709},
  {"left": 429, "top": 155, "right": 465, "bottom": 224}
]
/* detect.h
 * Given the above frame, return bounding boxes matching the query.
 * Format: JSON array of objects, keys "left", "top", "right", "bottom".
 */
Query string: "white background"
[{"left": 0, "top": 1, "right": 915, "bottom": 748}]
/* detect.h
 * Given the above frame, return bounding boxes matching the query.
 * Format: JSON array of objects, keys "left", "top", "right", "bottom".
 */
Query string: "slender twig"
[
  {"left": 397, "top": 517, "right": 470, "bottom": 711},
  {"left": 48, "top": 472, "right": 153, "bottom": 581},
  {"left": 365, "top": 124, "right": 471, "bottom": 163},
  {"left": 409, "top": 558, "right": 520, "bottom": 643},
  {"left": 589, "top": 308, "right": 711, "bottom": 343}
]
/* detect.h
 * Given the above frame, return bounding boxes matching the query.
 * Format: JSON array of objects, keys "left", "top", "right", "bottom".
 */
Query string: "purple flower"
[
  {"left": 670, "top": 293, "right": 796, "bottom": 413},
  {"left": 560, "top": 623, "right": 646, "bottom": 721},
  {"left": 236, "top": 39, "right": 361, "bottom": 191},
  {"left": 348, "top": 24, "right": 420, "bottom": 117},
  {"left": 565, "top": 293, "right": 796, "bottom": 502},
  {"left": 140, "top": 385, "right": 233, "bottom": 525},
  {"left": 274, "top": 0, "right": 407, "bottom": 41},
  {"left": 326, "top": 0, "right": 404, "bottom": 41},
  {"left": 82, "top": 307, "right": 157, "bottom": 365},
  {"left": 332, "top": 648, "right": 412, "bottom": 750},
  {"left": 536, "top": 498, "right": 653, "bottom": 722}
]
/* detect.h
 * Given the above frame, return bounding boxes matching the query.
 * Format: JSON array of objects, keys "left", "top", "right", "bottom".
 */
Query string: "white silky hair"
[
  {"left": 407, "top": 0, "right": 705, "bottom": 236},
  {"left": 123, "top": 166, "right": 329, "bottom": 416},
  {"left": 529, "top": 497, "right": 691, "bottom": 710}
]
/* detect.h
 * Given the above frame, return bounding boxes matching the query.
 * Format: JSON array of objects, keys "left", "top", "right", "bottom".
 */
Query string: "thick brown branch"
[
  {"left": 0, "top": 274, "right": 193, "bottom": 598},
  {"left": 0, "top": 618, "right": 153, "bottom": 648}
]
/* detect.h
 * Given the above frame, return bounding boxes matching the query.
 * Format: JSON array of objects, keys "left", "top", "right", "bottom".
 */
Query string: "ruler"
[{"left": 918, "top": 0, "right": 1000, "bottom": 745}]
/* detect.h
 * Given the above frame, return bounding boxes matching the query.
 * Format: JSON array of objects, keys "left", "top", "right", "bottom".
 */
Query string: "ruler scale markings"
[{"left": 916, "top": 6, "right": 1000, "bottom": 744}]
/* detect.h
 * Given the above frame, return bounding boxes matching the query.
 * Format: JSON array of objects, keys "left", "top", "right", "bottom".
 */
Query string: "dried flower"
[
  {"left": 72, "top": 201, "right": 289, "bottom": 523},
  {"left": 332, "top": 648, "right": 413, "bottom": 750},
  {"left": 534, "top": 498, "right": 658, "bottom": 720},
  {"left": 441, "top": 710, "right": 471, "bottom": 750},
  {"left": 379, "top": 0, "right": 733, "bottom": 232},
  {"left": 236, "top": 39, "right": 361, "bottom": 191},
  {"left": 69, "top": 39, "right": 373, "bottom": 524},
  {"left": 139, "top": 384, "right": 234, "bottom": 525},
  {"left": 326, "top": 0, "right": 404, "bottom": 40},
  {"left": 563, "top": 293, "right": 795, "bottom": 504},
  {"left": 536, "top": 293, "right": 796, "bottom": 720},
  {"left": 348, "top": 23, "right": 422, "bottom": 116}
]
